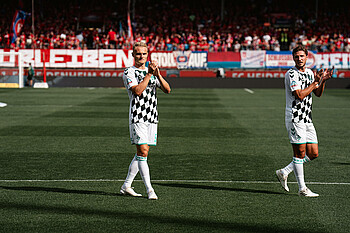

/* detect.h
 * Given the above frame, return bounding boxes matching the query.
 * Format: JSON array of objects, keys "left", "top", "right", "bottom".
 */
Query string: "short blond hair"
[{"left": 133, "top": 41, "right": 148, "bottom": 53}]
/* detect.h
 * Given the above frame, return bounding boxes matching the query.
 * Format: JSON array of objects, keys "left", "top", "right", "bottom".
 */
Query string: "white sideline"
[{"left": 0, "top": 179, "right": 349, "bottom": 185}]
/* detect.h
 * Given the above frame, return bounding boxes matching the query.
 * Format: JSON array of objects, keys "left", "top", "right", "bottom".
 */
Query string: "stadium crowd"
[{"left": 0, "top": 0, "right": 349, "bottom": 52}]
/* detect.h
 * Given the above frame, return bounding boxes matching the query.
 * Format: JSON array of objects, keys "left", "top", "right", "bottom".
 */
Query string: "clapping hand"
[
  {"left": 148, "top": 60, "right": 159, "bottom": 76},
  {"left": 314, "top": 68, "right": 334, "bottom": 85},
  {"left": 314, "top": 69, "right": 324, "bottom": 83},
  {"left": 322, "top": 68, "right": 334, "bottom": 82}
]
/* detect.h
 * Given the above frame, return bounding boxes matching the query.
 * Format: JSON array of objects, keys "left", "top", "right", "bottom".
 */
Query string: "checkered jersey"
[
  {"left": 122, "top": 66, "right": 160, "bottom": 124},
  {"left": 285, "top": 67, "right": 314, "bottom": 123}
]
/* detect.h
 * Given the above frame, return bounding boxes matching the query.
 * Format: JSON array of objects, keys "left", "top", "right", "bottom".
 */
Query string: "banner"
[
  {"left": 266, "top": 51, "right": 316, "bottom": 69},
  {"left": 227, "top": 70, "right": 285, "bottom": 78},
  {"left": 315, "top": 53, "right": 349, "bottom": 69},
  {"left": 207, "top": 52, "right": 240, "bottom": 68},
  {"left": 240, "top": 50, "right": 266, "bottom": 68},
  {"left": 0, "top": 68, "right": 125, "bottom": 77},
  {"left": 11, "top": 10, "right": 27, "bottom": 44},
  {"left": 173, "top": 51, "right": 192, "bottom": 69},
  {"left": 0, "top": 49, "right": 134, "bottom": 68},
  {"left": 0, "top": 49, "right": 206, "bottom": 69},
  {"left": 2, "top": 49, "right": 350, "bottom": 71},
  {"left": 2, "top": 68, "right": 350, "bottom": 78},
  {"left": 150, "top": 51, "right": 207, "bottom": 69}
]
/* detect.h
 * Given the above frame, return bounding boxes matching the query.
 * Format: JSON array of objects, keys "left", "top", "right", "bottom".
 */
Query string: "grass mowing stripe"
[
  {"left": 0, "top": 126, "right": 246, "bottom": 137},
  {"left": 4, "top": 105, "right": 347, "bottom": 110},
  {"left": 1, "top": 179, "right": 349, "bottom": 185},
  {"left": 0, "top": 125, "right": 128, "bottom": 137},
  {"left": 0, "top": 88, "right": 349, "bottom": 233}
]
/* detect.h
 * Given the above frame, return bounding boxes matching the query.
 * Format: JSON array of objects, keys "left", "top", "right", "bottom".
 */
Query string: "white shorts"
[
  {"left": 129, "top": 122, "right": 157, "bottom": 146},
  {"left": 285, "top": 121, "right": 318, "bottom": 144}
]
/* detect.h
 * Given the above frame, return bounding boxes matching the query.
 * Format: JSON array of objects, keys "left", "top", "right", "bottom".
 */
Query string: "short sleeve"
[
  {"left": 287, "top": 69, "right": 301, "bottom": 92},
  {"left": 122, "top": 68, "right": 138, "bottom": 90}
]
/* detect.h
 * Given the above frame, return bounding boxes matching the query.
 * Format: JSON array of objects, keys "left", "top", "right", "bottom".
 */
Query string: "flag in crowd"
[
  {"left": 11, "top": 10, "right": 27, "bottom": 44},
  {"left": 119, "top": 21, "right": 125, "bottom": 38},
  {"left": 127, "top": 12, "right": 133, "bottom": 43}
]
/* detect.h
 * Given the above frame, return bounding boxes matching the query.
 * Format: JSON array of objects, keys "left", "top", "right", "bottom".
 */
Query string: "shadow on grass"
[
  {"left": 153, "top": 182, "right": 285, "bottom": 195},
  {"left": 330, "top": 162, "right": 350, "bottom": 166},
  {"left": 0, "top": 185, "right": 120, "bottom": 197},
  {"left": 0, "top": 201, "right": 324, "bottom": 233}
]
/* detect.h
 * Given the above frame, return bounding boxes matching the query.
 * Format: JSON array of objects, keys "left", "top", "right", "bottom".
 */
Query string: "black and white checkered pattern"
[
  {"left": 291, "top": 71, "right": 313, "bottom": 123},
  {"left": 131, "top": 88, "right": 158, "bottom": 123},
  {"left": 124, "top": 68, "right": 159, "bottom": 124}
]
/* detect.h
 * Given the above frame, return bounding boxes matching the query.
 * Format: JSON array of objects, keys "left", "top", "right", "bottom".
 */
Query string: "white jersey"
[
  {"left": 122, "top": 66, "right": 160, "bottom": 124},
  {"left": 285, "top": 67, "right": 314, "bottom": 123}
]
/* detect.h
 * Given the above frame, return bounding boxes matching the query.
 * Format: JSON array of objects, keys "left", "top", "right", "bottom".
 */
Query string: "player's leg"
[
  {"left": 277, "top": 122, "right": 317, "bottom": 196},
  {"left": 279, "top": 144, "right": 315, "bottom": 191},
  {"left": 120, "top": 153, "right": 141, "bottom": 196},
  {"left": 120, "top": 123, "right": 143, "bottom": 197},
  {"left": 305, "top": 123, "right": 319, "bottom": 160},
  {"left": 292, "top": 143, "right": 319, "bottom": 197},
  {"left": 136, "top": 144, "right": 157, "bottom": 200},
  {"left": 306, "top": 143, "right": 318, "bottom": 159},
  {"left": 288, "top": 122, "right": 316, "bottom": 196},
  {"left": 276, "top": 161, "right": 293, "bottom": 192},
  {"left": 297, "top": 123, "right": 319, "bottom": 196},
  {"left": 276, "top": 121, "right": 304, "bottom": 192},
  {"left": 28, "top": 75, "right": 33, "bottom": 87},
  {"left": 292, "top": 143, "right": 307, "bottom": 191},
  {"left": 277, "top": 140, "right": 317, "bottom": 181},
  {"left": 140, "top": 123, "right": 158, "bottom": 199}
]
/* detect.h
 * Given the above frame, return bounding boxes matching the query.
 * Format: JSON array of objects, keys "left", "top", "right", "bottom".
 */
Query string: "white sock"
[
  {"left": 293, "top": 157, "right": 306, "bottom": 191},
  {"left": 123, "top": 154, "right": 139, "bottom": 188},
  {"left": 136, "top": 155, "right": 153, "bottom": 193},
  {"left": 282, "top": 162, "right": 294, "bottom": 175},
  {"left": 303, "top": 155, "right": 311, "bottom": 163},
  {"left": 283, "top": 155, "right": 312, "bottom": 175}
]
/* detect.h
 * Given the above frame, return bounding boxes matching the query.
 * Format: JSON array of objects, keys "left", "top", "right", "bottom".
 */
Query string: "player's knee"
[
  {"left": 294, "top": 149, "right": 306, "bottom": 158},
  {"left": 138, "top": 147, "right": 149, "bottom": 157},
  {"left": 309, "top": 152, "right": 319, "bottom": 159}
]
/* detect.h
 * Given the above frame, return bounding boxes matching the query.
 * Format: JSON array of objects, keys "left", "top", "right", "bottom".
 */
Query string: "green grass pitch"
[{"left": 0, "top": 87, "right": 349, "bottom": 232}]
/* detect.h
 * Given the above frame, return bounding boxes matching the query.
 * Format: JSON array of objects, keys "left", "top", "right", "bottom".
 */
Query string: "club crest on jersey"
[{"left": 291, "top": 81, "right": 298, "bottom": 88}]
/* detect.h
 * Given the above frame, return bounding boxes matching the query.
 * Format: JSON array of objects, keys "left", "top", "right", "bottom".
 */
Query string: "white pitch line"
[
  {"left": 244, "top": 88, "right": 254, "bottom": 94},
  {"left": 0, "top": 179, "right": 349, "bottom": 185}
]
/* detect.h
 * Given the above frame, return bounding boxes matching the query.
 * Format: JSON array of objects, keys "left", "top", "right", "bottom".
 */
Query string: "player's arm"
[
  {"left": 153, "top": 67, "right": 171, "bottom": 94},
  {"left": 130, "top": 73, "right": 152, "bottom": 96},
  {"left": 293, "top": 82, "right": 318, "bottom": 100},
  {"left": 292, "top": 69, "right": 321, "bottom": 100},
  {"left": 130, "top": 62, "right": 157, "bottom": 96},
  {"left": 313, "top": 68, "right": 333, "bottom": 97}
]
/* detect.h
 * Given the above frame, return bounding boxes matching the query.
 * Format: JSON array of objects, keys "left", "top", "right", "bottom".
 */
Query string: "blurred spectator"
[
  {"left": 76, "top": 31, "right": 84, "bottom": 48},
  {"left": 0, "top": 0, "right": 349, "bottom": 52},
  {"left": 26, "top": 63, "right": 34, "bottom": 87},
  {"left": 107, "top": 28, "right": 117, "bottom": 49}
]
